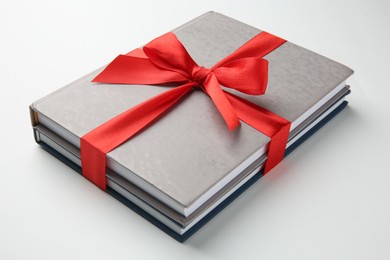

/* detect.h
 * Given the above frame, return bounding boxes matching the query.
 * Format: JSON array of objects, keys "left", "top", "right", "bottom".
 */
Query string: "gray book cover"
[
  {"left": 32, "top": 84, "right": 349, "bottom": 234},
  {"left": 30, "top": 12, "right": 353, "bottom": 216}
]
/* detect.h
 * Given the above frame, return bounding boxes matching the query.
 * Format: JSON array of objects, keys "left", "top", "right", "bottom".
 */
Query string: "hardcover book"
[{"left": 30, "top": 11, "right": 353, "bottom": 241}]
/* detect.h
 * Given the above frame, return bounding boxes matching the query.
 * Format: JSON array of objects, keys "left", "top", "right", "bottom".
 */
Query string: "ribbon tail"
[
  {"left": 224, "top": 91, "right": 291, "bottom": 174},
  {"left": 92, "top": 54, "right": 188, "bottom": 84},
  {"left": 81, "top": 83, "right": 194, "bottom": 190},
  {"left": 203, "top": 73, "right": 240, "bottom": 131},
  {"left": 213, "top": 32, "right": 287, "bottom": 68}
]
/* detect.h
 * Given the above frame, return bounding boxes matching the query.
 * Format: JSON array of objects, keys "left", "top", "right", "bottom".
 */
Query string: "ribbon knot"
[
  {"left": 82, "top": 31, "right": 291, "bottom": 190},
  {"left": 191, "top": 66, "right": 211, "bottom": 86}
]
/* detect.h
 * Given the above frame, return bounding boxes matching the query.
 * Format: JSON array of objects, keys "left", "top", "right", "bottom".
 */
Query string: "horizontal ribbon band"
[{"left": 81, "top": 31, "right": 290, "bottom": 190}]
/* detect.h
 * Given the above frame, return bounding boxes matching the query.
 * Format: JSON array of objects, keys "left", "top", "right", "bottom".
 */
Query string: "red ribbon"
[{"left": 81, "top": 31, "right": 291, "bottom": 190}]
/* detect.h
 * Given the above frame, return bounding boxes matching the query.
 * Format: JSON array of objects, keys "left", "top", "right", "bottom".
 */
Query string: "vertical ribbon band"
[{"left": 81, "top": 32, "right": 290, "bottom": 190}]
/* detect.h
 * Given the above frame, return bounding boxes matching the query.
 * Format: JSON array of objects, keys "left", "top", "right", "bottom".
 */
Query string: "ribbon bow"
[{"left": 81, "top": 32, "right": 291, "bottom": 190}]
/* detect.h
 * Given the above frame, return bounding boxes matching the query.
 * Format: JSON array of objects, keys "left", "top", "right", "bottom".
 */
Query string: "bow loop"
[
  {"left": 143, "top": 33, "right": 198, "bottom": 79},
  {"left": 214, "top": 57, "right": 269, "bottom": 95}
]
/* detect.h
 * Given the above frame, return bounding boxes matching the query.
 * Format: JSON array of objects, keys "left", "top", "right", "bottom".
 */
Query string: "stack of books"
[{"left": 30, "top": 12, "right": 353, "bottom": 242}]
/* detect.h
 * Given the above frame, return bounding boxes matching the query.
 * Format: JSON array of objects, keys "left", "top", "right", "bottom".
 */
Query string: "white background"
[{"left": 1, "top": 0, "right": 390, "bottom": 259}]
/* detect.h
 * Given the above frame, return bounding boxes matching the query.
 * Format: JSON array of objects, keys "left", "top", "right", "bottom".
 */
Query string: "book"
[{"left": 30, "top": 11, "right": 353, "bottom": 241}]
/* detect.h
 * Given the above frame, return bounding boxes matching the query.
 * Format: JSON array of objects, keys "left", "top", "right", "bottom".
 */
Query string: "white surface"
[{"left": 1, "top": 0, "right": 390, "bottom": 259}]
